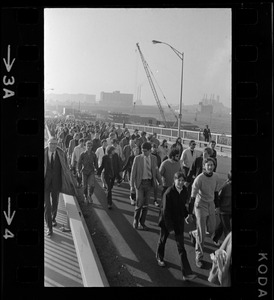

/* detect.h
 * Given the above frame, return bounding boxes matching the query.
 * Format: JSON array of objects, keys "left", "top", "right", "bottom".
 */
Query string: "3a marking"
[{"left": 2, "top": 45, "right": 16, "bottom": 99}]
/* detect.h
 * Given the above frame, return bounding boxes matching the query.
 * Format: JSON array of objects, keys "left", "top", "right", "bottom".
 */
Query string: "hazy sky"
[{"left": 45, "top": 8, "right": 231, "bottom": 108}]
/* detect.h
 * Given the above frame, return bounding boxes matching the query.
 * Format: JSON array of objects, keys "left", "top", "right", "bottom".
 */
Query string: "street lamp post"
[{"left": 152, "top": 40, "right": 184, "bottom": 137}]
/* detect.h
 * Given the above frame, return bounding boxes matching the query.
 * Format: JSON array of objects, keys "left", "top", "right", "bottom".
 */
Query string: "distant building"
[
  {"left": 199, "top": 103, "right": 213, "bottom": 114},
  {"left": 46, "top": 93, "right": 96, "bottom": 104},
  {"left": 199, "top": 94, "right": 229, "bottom": 114},
  {"left": 100, "top": 91, "right": 133, "bottom": 107}
]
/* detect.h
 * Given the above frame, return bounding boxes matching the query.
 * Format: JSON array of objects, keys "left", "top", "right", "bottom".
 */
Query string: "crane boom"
[{"left": 136, "top": 43, "right": 167, "bottom": 127}]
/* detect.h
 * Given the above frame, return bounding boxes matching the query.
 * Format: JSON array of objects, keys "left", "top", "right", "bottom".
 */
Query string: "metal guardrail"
[{"left": 115, "top": 123, "right": 231, "bottom": 154}]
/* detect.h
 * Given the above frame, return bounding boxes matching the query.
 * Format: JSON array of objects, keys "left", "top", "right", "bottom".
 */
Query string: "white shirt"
[
  {"left": 180, "top": 148, "right": 198, "bottom": 169},
  {"left": 95, "top": 146, "right": 107, "bottom": 167},
  {"left": 48, "top": 150, "right": 56, "bottom": 162}
]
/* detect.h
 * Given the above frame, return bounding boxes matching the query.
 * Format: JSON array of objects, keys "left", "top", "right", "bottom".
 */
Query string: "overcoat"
[{"left": 44, "top": 146, "right": 79, "bottom": 197}]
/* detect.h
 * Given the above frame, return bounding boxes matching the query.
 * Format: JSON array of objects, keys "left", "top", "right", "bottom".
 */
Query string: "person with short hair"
[
  {"left": 122, "top": 147, "right": 140, "bottom": 205},
  {"left": 95, "top": 139, "right": 108, "bottom": 189},
  {"left": 77, "top": 140, "right": 98, "bottom": 204},
  {"left": 115, "top": 124, "right": 123, "bottom": 141},
  {"left": 151, "top": 143, "right": 162, "bottom": 207},
  {"left": 122, "top": 139, "right": 137, "bottom": 182},
  {"left": 188, "top": 157, "right": 219, "bottom": 268},
  {"left": 186, "top": 147, "right": 213, "bottom": 183},
  {"left": 136, "top": 131, "right": 147, "bottom": 151},
  {"left": 151, "top": 132, "right": 160, "bottom": 148},
  {"left": 131, "top": 128, "right": 140, "bottom": 140},
  {"left": 106, "top": 132, "right": 117, "bottom": 146},
  {"left": 156, "top": 171, "right": 197, "bottom": 281},
  {"left": 119, "top": 130, "right": 131, "bottom": 151},
  {"left": 159, "top": 148, "right": 182, "bottom": 197},
  {"left": 97, "top": 145, "right": 121, "bottom": 209},
  {"left": 110, "top": 138, "right": 123, "bottom": 185},
  {"left": 71, "top": 138, "right": 86, "bottom": 186},
  {"left": 64, "top": 128, "right": 75, "bottom": 151},
  {"left": 209, "top": 140, "right": 217, "bottom": 172},
  {"left": 180, "top": 140, "right": 199, "bottom": 176},
  {"left": 130, "top": 142, "right": 162, "bottom": 230},
  {"left": 44, "top": 137, "right": 78, "bottom": 237},
  {"left": 92, "top": 131, "right": 101, "bottom": 153},
  {"left": 203, "top": 124, "right": 212, "bottom": 144},
  {"left": 158, "top": 139, "right": 169, "bottom": 163},
  {"left": 68, "top": 133, "right": 80, "bottom": 166}
]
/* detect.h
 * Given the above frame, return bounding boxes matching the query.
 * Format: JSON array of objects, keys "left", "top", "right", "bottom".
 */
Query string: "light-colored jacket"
[
  {"left": 44, "top": 146, "right": 78, "bottom": 197},
  {"left": 180, "top": 148, "right": 199, "bottom": 169},
  {"left": 95, "top": 146, "right": 107, "bottom": 167},
  {"left": 71, "top": 144, "right": 85, "bottom": 166},
  {"left": 130, "top": 154, "right": 162, "bottom": 190}
]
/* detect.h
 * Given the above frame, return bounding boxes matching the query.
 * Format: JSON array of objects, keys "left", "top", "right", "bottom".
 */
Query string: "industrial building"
[{"left": 100, "top": 91, "right": 133, "bottom": 107}]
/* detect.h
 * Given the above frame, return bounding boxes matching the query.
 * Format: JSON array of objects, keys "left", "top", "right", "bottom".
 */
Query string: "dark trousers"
[
  {"left": 156, "top": 224, "right": 193, "bottom": 277},
  {"left": 212, "top": 213, "right": 231, "bottom": 242},
  {"left": 182, "top": 166, "right": 190, "bottom": 177},
  {"left": 161, "top": 186, "right": 169, "bottom": 197},
  {"left": 105, "top": 176, "right": 115, "bottom": 205},
  {"left": 134, "top": 180, "right": 152, "bottom": 226},
  {"left": 44, "top": 187, "right": 60, "bottom": 232}
]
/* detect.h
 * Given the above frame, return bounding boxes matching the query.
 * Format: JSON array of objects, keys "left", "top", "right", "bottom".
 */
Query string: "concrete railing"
[
  {"left": 45, "top": 123, "right": 109, "bottom": 287},
  {"left": 63, "top": 194, "right": 109, "bottom": 287},
  {"left": 115, "top": 123, "right": 231, "bottom": 154}
]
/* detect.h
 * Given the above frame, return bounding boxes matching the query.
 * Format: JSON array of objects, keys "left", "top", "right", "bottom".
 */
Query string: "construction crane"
[{"left": 136, "top": 43, "right": 168, "bottom": 127}]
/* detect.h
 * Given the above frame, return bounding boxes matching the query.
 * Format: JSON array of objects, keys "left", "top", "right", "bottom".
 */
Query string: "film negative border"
[
  {"left": 1, "top": 7, "right": 44, "bottom": 293},
  {"left": 232, "top": 3, "right": 273, "bottom": 299},
  {"left": 1, "top": 3, "right": 273, "bottom": 299}
]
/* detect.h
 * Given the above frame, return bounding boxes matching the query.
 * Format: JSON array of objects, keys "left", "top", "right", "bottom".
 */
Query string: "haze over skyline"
[{"left": 45, "top": 8, "right": 231, "bottom": 108}]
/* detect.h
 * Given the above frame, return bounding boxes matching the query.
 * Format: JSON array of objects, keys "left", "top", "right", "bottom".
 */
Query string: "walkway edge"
[{"left": 63, "top": 194, "right": 109, "bottom": 287}]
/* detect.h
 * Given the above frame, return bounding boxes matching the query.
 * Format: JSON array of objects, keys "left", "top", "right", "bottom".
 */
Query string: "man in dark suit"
[
  {"left": 97, "top": 146, "right": 121, "bottom": 209},
  {"left": 130, "top": 142, "right": 162, "bottom": 230},
  {"left": 44, "top": 137, "right": 77, "bottom": 237},
  {"left": 44, "top": 137, "right": 62, "bottom": 237}
]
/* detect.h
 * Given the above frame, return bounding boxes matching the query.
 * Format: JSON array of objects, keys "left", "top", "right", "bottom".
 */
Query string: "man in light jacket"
[
  {"left": 180, "top": 140, "right": 199, "bottom": 176},
  {"left": 130, "top": 142, "right": 162, "bottom": 230}
]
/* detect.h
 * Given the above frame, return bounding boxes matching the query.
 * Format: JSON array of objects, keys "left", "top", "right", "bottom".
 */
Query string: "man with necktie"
[
  {"left": 44, "top": 137, "right": 78, "bottom": 237},
  {"left": 130, "top": 142, "right": 162, "bottom": 230}
]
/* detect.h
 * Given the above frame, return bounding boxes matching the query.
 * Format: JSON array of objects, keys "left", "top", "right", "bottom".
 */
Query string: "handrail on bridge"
[{"left": 115, "top": 122, "right": 231, "bottom": 153}]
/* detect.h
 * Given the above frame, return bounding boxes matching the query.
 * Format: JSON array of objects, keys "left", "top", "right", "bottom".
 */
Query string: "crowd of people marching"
[{"left": 44, "top": 117, "right": 231, "bottom": 286}]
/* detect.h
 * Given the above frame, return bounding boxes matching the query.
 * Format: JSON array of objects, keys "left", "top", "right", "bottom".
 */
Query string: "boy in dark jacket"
[
  {"left": 155, "top": 171, "right": 197, "bottom": 281},
  {"left": 97, "top": 146, "right": 121, "bottom": 209}
]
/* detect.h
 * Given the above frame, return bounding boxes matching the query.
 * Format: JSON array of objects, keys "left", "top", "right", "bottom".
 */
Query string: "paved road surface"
[{"left": 80, "top": 156, "right": 231, "bottom": 287}]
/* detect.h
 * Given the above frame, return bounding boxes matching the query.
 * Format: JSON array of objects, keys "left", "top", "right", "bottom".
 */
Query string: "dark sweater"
[
  {"left": 218, "top": 180, "right": 231, "bottom": 214},
  {"left": 187, "top": 156, "right": 204, "bottom": 182},
  {"left": 158, "top": 184, "right": 189, "bottom": 234}
]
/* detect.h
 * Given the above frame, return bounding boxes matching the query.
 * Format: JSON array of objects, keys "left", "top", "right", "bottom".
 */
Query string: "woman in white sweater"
[{"left": 187, "top": 157, "right": 219, "bottom": 268}]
